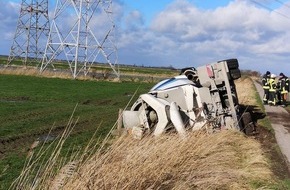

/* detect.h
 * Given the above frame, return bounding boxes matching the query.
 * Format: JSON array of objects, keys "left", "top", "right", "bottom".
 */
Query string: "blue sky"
[
  {"left": 123, "top": 0, "right": 288, "bottom": 24},
  {"left": 1, "top": 0, "right": 290, "bottom": 75},
  {"left": 123, "top": 0, "right": 243, "bottom": 25}
]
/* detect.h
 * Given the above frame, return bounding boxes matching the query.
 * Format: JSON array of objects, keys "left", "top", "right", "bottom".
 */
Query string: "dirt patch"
[
  {"left": 81, "top": 99, "right": 112, "bottom": 105},
  {"left": 252, "top": 124, "right": 290, "bottom": 179},
  {"left": 1, "top": 115, "right": 102, "bottom": 158},
  {"left": 0, "top": 127, "right": 64, "bottom": 159},
  {"left": 0, "top": 120, "right": 89, "bottom": 159},
  {"left": 246, "top": 108, "right": 290, "bottom": 181},
  {"left": 0, "top": 96, "right": 30, "bottom": 102},
  {"left": 267, "top": 112, "right": 290, "bottom": 133}
]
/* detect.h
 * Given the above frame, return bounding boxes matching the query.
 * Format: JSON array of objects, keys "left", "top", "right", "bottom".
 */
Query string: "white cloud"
[
  {"left": 0, "top": 2, "right": 20, "bottom": 40},
  {"left": 124, "top": 10, "right": 144, "bottom": 30},
  {"left": 118, "top": 0, "right": 290, "bottom": 75}
]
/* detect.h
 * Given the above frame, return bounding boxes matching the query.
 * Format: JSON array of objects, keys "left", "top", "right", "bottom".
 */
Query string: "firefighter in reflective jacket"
[
  {"left": 277, "top": 72, "right": 289, "bottom": 107},
  {"left": 262, "top": 71, "right": 271, "bottom": 104},
  {"left": 268, "top": 74, "right": 277, "bottom": 106}
]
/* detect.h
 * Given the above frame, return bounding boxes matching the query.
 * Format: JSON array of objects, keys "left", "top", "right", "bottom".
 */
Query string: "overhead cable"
[
  {"left": 274, "top": 0, "right": 290, "bottom": 9},
  {"left": 250, "top": 0, "right": 290, "bottom": 20}
]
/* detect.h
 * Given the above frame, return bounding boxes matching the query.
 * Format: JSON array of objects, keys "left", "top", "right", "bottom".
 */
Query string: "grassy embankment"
[
  {"left": 1, "top": 59, "right": 290, "bottom": 189},
  {"left": 0, "top": 56, "right": 177, "bottom": 80},
  {"left": 54, "top": 77, "right": 290, "bottom": 189},
  {"left": 5, "top": 75, "right": 290, "bottom": 189},
  {"left": 0, "top": 73, "right": 158, "bottom": 189}
]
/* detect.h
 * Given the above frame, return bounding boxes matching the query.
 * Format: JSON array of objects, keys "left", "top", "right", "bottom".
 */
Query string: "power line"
[
  {"left": 250, "top": 0, "right": 290, "bottom": 20},
  {"left": 274, "top": 0, "right": 290, "bottom": 9}
]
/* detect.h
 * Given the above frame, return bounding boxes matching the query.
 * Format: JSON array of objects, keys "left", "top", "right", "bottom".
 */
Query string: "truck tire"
[
  {"left": 226, "top": 59, "right": 239, "bottom": 70},
  {"left": 241, "top": 112, "right": 255, "bottom": 135},
  {"left": 230, "top": 69, "right": 241, "bottom": 80}
]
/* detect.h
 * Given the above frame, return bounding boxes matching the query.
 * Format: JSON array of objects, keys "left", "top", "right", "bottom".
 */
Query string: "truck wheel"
[
  {"left": 230, "top": 69, "right": 241, "bottom": 80},
  {"left": 241, "top": 112, "right": 254, "bottom": 135},
  {"left": 226, "top": 59, "right": 239, "bottom": 70}
]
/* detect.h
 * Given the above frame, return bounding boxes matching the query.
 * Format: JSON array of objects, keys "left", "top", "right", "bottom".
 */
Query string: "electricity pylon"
[
  {"left": 41, "top": 0, "right": 119, "bottom": 79},
  {"left": 7, "top": 0, "right": 50, "bottom": 66}
]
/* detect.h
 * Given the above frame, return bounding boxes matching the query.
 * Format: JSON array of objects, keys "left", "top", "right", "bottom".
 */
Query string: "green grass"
[
  {"left": 0, "top": 74, "right": 154, "bottom": 189},
  {"left": 250, "top": 179, "right": 290, "bottom": 190},
  {"left": 0, "top": 154, "right": 26, "bottom": 189},
  {"left": 0, "top": 56, "right": 179, "bottom": 76},
  {"left": 253, "top": 87, "right": 274, "bottom": 132},
  {"left": 0, "top": 70, "right": 288, "bottom": 189},
  {"left": 0, "top": 75, "right": 152, "bottom": 138}
]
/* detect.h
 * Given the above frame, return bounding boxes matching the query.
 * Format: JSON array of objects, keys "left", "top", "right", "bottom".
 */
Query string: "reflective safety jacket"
[
  {"left": 278, "top": 76, "right": 289, "bottom": 94},
  {"left": 262, "top": 74, "right": 270, "bottom": 89},
  {"left": 269, "top": 78, "right": 276, "bottom": 92}
]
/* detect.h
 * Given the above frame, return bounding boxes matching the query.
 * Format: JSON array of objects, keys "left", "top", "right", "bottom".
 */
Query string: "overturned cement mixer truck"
[{"left": 121, "top": 59, "right": 254, "bottom": 139}]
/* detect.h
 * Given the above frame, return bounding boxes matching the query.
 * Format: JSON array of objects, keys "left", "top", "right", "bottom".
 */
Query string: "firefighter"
[
  {"left": 268, "top": 74, "right": 277, "bottom": 106},
  {"left": 262, "top": 71, "right": 271, "bottom": 104},
  {"left": 277, "top": 73, "right": 289, "bottom": 107}
]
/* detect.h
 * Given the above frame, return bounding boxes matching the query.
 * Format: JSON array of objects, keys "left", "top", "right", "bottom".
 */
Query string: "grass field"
[
  {"left": 1, "top": 64, "right": 290, "bottom": 189},
  {"left": 18, "top": 76, "right": 289, "bottom": 190},
  {"left": 0, "top": 74, "right": 155, "bottom": 189},
  {"left": 0, "top": 56, "right": 178, "bottom": 78}
]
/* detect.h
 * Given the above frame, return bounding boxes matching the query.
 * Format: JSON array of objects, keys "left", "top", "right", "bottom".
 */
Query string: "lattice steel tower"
[
  {"left": 41, "top": 0, "right": 119, "bottom": 79},
  {"left": 7, "top": 0, "right": 50, "bottom": 66}
]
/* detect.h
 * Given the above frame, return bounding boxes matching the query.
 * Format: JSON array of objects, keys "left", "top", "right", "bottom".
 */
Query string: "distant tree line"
[{"left": 241, "top": 70, "right": 261, "bottom": 77}]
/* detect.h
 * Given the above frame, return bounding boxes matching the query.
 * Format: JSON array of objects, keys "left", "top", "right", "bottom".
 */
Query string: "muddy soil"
[
  {"left": 254, "top": 124, "right": 290, "bottom": 179},
  {"left": 0, "top": 119, "right": 92, "bottom": 159}
]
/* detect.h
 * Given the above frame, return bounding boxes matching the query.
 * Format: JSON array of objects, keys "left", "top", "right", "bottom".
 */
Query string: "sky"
[{"left": 1, "top": 0, "right": 290, "bottom": 76}]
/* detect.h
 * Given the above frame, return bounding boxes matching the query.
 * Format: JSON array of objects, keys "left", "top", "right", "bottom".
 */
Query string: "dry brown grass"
[
  {"left": 59, "top": 76, "right": 277, "bottom": 189},
  {"left": 0, "top": 66, "right": 174, "bottom": 83},
  {"left": 9, "top": 105, "right": 82, "bottom": 190},
  {"left": 0, "top": 66, "right": 72, "bottom": 79},
  {"left": 235, "top": 77, "right": 257, "bottom": 105},
  {"left": 62, "top": 130, "right": 275, "bottom": 190},
  {"left": 11, "top": 75, "right": 282, "bottom": 189}
]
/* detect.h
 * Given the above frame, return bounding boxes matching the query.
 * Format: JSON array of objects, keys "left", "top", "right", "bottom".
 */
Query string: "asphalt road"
[{"left": 254, "top": 81, "right": 290, "bottom": 171}]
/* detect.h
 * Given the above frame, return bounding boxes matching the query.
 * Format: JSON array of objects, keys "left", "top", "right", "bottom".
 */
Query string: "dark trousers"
[
  {"left": 263, "top": 89, "right": 269, "bottom": 103},
  {"left": 276, "top": 91, "right": 281, "bottom": 105}
]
